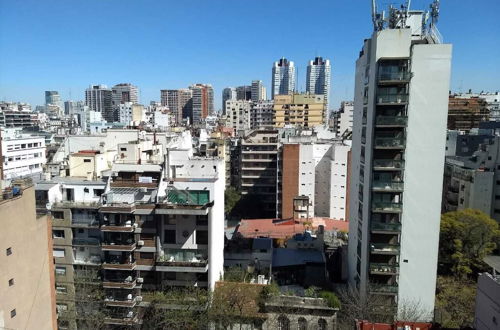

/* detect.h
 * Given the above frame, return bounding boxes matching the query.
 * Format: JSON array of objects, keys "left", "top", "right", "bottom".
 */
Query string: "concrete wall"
[
  {"left": 474, "top": 273, "right": 500, "bottom": 330},
  {"left": 0, "top": 186, "right": 56, "bottom": 329}
]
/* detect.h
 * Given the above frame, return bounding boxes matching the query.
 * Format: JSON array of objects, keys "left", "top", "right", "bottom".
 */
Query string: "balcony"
[
  {"left": 104, "top": 295, "right": 140, "bottom": 308},
  {"left": 374, "top": 137, "right": 405, "bottom": 149},
  {"left": 375, "top": 116, "right": 407, "bottom": 127},
  {"left": 102, "top": 242, "right": 136, "bottom": 252},
  {"left": 103, "top": 278, "right": 137, "bottom": 289},
  {"left": 372, "top": 202, "right": 402, "bottom": 213},
  {"left": 72, "top": 237, "right": 100, "bottom": 246},
  {"left": 369, "top": 284, "right": 399, "bottom": 295},
  {"left": 371, "top": 222, "right": 401, "bottom": 233},
  {"left": 157, "top": 189, "right": 212, "bottom": 215},
  {"left": 377, "top": 72, "right": 411, "bottom": 84},
  {"left": 104, "top": 312, "right": 140, "bottom": 326},
  {"left": 371, "top": 243, "right": 400, "bottom": 255},
  {"left": 101, "top": 221, "right": 135, "bottom": 232},
  {"left": 102, "top": 256, "right": 137, "bottom": 270},
  {"left": 156, "top": 248, "right": 208, "bottom": 271},
  {"left": 372, "top": 181, "right": 404, "bottom": 192},
  {"left": 372, "top": 160, "right": 404, "bottom": 171},
  {"left": 370, "top": 263, "right": 399, "bottom": 275},
  {"left": 376, "top": 94, "right": 408, "bottom": 105},
  {"left": 73, "top": 255, "right": 101, "bottom": 266}
]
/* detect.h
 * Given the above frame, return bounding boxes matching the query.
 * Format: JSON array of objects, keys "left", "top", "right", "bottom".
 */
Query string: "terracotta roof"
[{"left": 235, "top": 217, "right": 349, "bottom": 239}]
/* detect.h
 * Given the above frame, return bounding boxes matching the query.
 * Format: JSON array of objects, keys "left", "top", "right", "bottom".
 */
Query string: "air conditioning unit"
[
  {"left": 136, "top": 296, "right": 143, "bottom": 302},
  {"left": 125, "top": 276, "right": 132, "bottom": 282},
  {"left": 125, "top": 220, "right": 132, "bottom": 226},
  {"left": 132, "top": 223, "right": 138, "bottom": 228},
  {"left": 140, "top": 187, "right": 147, "bottom": 193},
  {"left": 137, "top": 277, "right": 144, "bottom": 283},
  {"left": 137, "top": 240, "right": 144, "bottom": 246}
]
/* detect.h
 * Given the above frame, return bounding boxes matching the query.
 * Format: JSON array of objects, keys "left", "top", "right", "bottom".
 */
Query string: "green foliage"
[
  {"left": 224, "top": 186, "right": 241, "bottom": 215},
  {"left": 319, "top": 291, "right": 341, "bottom": 309},
  {"left": 304, "top": 286, "right": 319, "bottom": 297},
  {"left": 223, "top": 266, "right": 246, "bottom": 282},
  {"left": 439, "top": 209, "right": 500, "bottom": 278},
  {"left": 435, "top": 276, "right": 476, "bottom": 328},
  {"left": 259, "top": 282, "right": 280, "bottom": 301}
]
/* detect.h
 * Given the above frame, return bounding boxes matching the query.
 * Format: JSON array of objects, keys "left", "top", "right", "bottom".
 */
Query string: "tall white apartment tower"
[
  {"left": 271, "top": 58, "right": 295, "bottom": 99},
  {"left": 306, "top": 57, "right": 331, "bottom": 110},
  {"left": 347, "top": 1, "right": 451, "bottom": 320}
]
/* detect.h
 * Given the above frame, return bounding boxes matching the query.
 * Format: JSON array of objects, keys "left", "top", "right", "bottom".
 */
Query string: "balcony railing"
[
  {"left": 371, "top": 222, "right": 401, "bottom": 232},
  {"left": 72, "top": 237, "right": 100, "bottom": 246},
  {"left": 371, "top": 243, "right": 400, "bottom": 254},
  {"left": 369, "top": 284, "right": 399, "bottom": 294},
  {"left": 370, "top": 263, "right": 399, "bottom": 274},
  {"left": 157, "top": 248, "right": 208, "bottom": 267},
  {"left": 372, "top": 202, "right": 402, "bottom": 212},
  {"left": 374, "top": 137, "right": 405, "bottom": 149},
  {"left": 378, "top": 72, "right": 411, "bottom": 82},
  {"left": 372, "top": 181, "right": 404, "bottom": 191},
  {"left": 376, "top": 94, "right": 408, "bottom": 104},
  {"left": 375, "top": 116, "right": 407, "bottom": 126},
  {"left": 372, "top": 160, "right": 404, "bottom": 170}
]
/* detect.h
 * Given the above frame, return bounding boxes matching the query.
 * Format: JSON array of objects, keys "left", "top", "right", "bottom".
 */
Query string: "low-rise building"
[
  {"left": 274, "top": 94, "right": 326, "bottom": 128},
  {"left": 448, "top": 95, "right": 489, "bottom": 131},
  {"left": 1, "top": 129, "right": 46, "bottom": 180}
]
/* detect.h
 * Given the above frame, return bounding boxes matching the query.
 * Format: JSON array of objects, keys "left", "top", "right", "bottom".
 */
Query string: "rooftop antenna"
[
  {"left": 371, "top": 0, "right": 378, "bottom": 31},
  {"left": 430, "top": 0, "right": 440, "bottom": 27}
]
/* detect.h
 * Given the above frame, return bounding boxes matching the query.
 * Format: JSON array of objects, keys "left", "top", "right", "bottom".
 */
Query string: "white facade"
[
  {"left": 272, "top": 58, "right": 295, "bottom": 99},
  {"left": 348, "top": 10, "right": 452, "bottom": 320},
  {"left": 306, "top": 57, "right": 331, "bottom": 110},
  {"left": 222, "top": 87, "right": 237, "bottom": 114},
  {"left": 251, "top": 100, "right": 274, "bottom": 129},
  {"left": 336, "top": 101, "right": 354, "bottom": 137},
  {"left": 1, "top": 132, "right": 46, "bottom": 180},
  {"left": 225, "top": 100, "right": 252, "bottom": 132}
]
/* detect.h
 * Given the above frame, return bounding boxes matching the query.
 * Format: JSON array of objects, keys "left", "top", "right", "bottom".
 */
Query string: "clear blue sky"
[{"left": 1, "top": 0, "right": 499, "bottom": 111}]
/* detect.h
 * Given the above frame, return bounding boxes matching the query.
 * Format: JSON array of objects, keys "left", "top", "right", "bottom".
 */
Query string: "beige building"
[
  {"left": 273, "top": 94, "right": 326, "bottom": 128},
  {"left": 68, "top": 150, "right": 109, "bottom": 179},
  {"left": 0, "top": 180, "right": 56, "bottom": 330}
]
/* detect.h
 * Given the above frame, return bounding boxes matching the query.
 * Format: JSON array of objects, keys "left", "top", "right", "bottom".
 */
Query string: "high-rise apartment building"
[
  {"left": 85, "top": 85, "right": 113, "bottom": 122},
  {"left": 222, "top": 87, "right": 237, "bottom": 114},
  {"left": 251, "top": 100, "right": 274, "bottom": 129},
  {"left": 272, "top": 58, "right": 295, "bottom": 99},
  {"left": 45, "top": 90, "right": 61, "bottom": 106},
  {"left": 160, "top": 89, "right": 193, "bottom": 124},
  {"left": 347, "top": 2, "right": 452, "bottom": 319},
  {"left": 335, "top": 101, "right": 354, "bottom": 137},
  {"left": 190, "top": 84, "right": 214, "bottom": 125},
  {"left": 1, "top": 179, "right": 57, "bottom": 330},
  {"left": 225, "top": 100, "right": 252, "bottom": 133},
  {"left": 306, "top": 57, "right": 331, "bottom": 110},
  {"left": 236, "top": 85, "right": 252, "bottom": 101},
  {"left": 273, "top": 94, "right": 326, "bottom": 128},
  {"left": 112, "top": 83, "right": 139, "bottom": 108},
  {"left": 251, "top": 80, "right": 267, "bottom": 102}
]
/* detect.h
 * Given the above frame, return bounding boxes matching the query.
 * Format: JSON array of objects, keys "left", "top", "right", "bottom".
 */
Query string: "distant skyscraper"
[
  {"left": 189, "top": 84, "right": 214, "bottom": 124},
  {"left": 251, "top": 80, "right": 267, "bottom": 101},
  {"left": 306, "top": 57, "right": 331, "bottom": 110},
  {"left": 85, "top": 85, "right": 113, "bottom": 122},
  {"left": 161, "top": 89, "right": 193, "bottom": 124},
  {"left": 348, "top": 2, "right": 452, "bottom": 319},
  {"left": 272, "top": 58, "right": 295, "bottom": 99},
  {"left": 222, "top": 87, "right": 237, "bottom": 114},
  {"left": 236, "top": 85, "right": 252, "bottom": 101},
  {"left": 45, "top": 91, "right": 61, "bottom": 106},
  {"left": 64, "top": 100, "right": 84, "bottom": 116},
  {"left": 112, "top": 83, "right": 139, "bottom": 108}
]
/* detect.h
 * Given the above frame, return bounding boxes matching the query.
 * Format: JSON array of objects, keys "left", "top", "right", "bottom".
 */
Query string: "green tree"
[
  {"left": 435, "top": 276, "right": 476, "bottom": 328},
  {"left": 439, "top": 209, "right": 500, "bottom": 278},
  {"left": 224, "top": 186, "right": 241, "bottom": 215}
]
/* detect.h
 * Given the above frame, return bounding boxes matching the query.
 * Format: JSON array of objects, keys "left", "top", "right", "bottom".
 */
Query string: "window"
[
  {"left": 10, "top": 309, "right": 16, "bottom": 318},
  {"left": 56, "top": 286, "right": 67, "bottom": 294},
  {"left": 196, "top": 230, "right": 208, "bottom": 245},
  {"left": 52, "top": 211, "right": 64, "bottom": 219},
  {"left": 53, "top": 230, "right": 65, "bottom": 239},
  {"left": 318, "top": 319, "right": 327, "bottom": 330},
  {"left": 55, "top": 266, "right": 66, "bottom": 275},
  {"left": 164, "top": 230, "right": 176, "bottom": 244},
  {"left": 298, "top": 318, "right": 307, "bottom": 330},
  {"left": 196, "top": 216, "right": 208, "bottom": 226},
  {"left": 53, "top": 248, "right": 66, "bottom": 258},
  {"left": 278, "top": 316, "right": 290, "bottom": 330},
  {"left": 83, "top": 188, "right": 89, "bottom": 193},
  {"left": 120, "top": 147, "right": 127, "bottom": 151},
  {"left": 56, "top": 304, "right": 68, "bottom": 313},
  {"left": 9, "top": 278, "right": 14, "bottom": 286},
  {"left": 140, "top": 253, "right": 153, "bottom": 259},
  {"left": 6, "top": 247, "right": 12, "bottom": 256},
  {"left": 94, "top": 189, "right": 104, "bottom": 197},
  {"left": 83, "top": 159, "right": 91, "bottom": 163}
]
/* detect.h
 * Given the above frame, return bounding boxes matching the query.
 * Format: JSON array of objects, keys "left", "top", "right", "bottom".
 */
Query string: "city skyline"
[{"left": 0, "top": 0, "right": 499, "bottom": 110}]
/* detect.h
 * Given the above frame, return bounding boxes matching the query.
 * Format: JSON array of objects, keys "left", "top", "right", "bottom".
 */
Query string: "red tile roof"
[{"left": 235, "top": 217, "right": 349, "bottom": 239}]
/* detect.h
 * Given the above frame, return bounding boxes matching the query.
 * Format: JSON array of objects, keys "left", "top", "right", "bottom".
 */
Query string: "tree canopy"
[{"left": 439, "top": 209, "right": 500, "bottom": 278}]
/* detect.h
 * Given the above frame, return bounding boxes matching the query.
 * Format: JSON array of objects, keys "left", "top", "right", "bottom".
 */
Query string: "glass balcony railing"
[
  {"left": 372, "top": 202, "right": 402, "bottom": 212},
  {"left": 374, "top": 137, "right": 405, "bottom": 148},
  {"left": 378, "top": 72, "right": 411, "bottom": 82},
  {"left": 369, "top": 284, "right": 399, "bottom": 293},
  {"left": 372, "top": 160, "right": 404, "bottom": 170},
  {"left": 371, "top": 222, "right": 401, "bottom": 232},
  {"left": 371, "top": 243, "right": 400, "bottom": 254},
  {"left": 375, "top": 116, "right": 407, "bottom": 126},
  {"left": 372, "top": 181, "right": 404, "bottom": 191},
  {"left": 370, "top": 263, "right": 399, "bottom": 274},
  {"left": 376, "top": 94, "right": 408, "bottom": 104},
  {"left": 157, "top": 248, "right": 208, "bottom": 266},
  {"left": 72, "top": 237, "right": 100, "bottom": 246}
]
